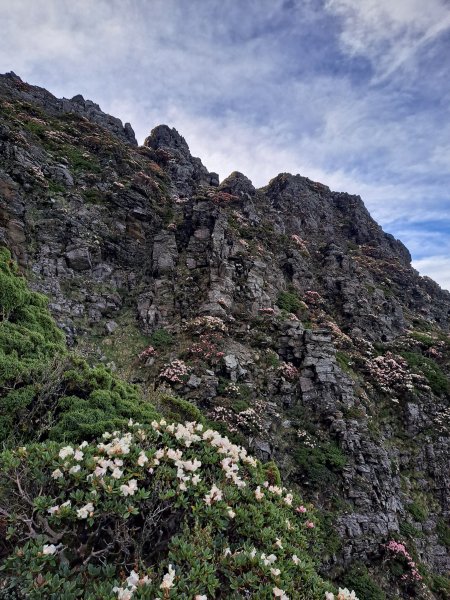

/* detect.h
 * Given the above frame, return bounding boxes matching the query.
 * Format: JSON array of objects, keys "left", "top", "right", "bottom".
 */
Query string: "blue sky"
[{"left": 1, "top": 0, "right": 450, "bottom": 289}]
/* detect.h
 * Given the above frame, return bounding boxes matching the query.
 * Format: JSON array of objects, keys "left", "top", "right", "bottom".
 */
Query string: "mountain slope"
[{"left": 0, "top": 72, "right": 449, "bottom": 599}]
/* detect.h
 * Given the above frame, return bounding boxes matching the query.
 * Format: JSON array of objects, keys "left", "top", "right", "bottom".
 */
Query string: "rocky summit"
[{"left": 0, "top": 72, "right": 449, "bottom": 599}]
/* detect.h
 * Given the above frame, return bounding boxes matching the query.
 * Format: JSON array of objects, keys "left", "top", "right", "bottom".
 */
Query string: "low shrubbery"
[
  {"left": 276, "top": 291, "right": 302, "bottom": 314},
  {"left": 0, "top": 248, "right": 157, "bottom": 446},
  {"left": 294, "top": 441, "right": 347, "bottom": 487},
  {"left": 342, "top": 563, "right": 386, "bottom": 600},
  {"left": 400, "top": 351, "right": 450, "bottom": 396},
  {"left": 0, "top": 419, "right": 348, "bottom": 599}
]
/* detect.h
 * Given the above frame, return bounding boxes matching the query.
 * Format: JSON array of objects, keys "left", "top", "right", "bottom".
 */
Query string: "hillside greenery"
[
  {"left": 0, "top": 247, "right": 352, "bottom": 599},
  {"left": 0, "top": 247, "right": 158, "bottom": 447}
]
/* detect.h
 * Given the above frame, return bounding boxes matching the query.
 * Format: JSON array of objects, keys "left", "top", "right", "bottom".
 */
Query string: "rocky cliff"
[{"left": 0, "top": 72, "right": 449, "bottom": 599}]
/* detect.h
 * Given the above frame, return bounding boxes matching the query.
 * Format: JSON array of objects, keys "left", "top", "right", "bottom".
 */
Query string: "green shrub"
[
  {"left": 0, "top": 420, "right": 343, "bottom": 599},
  {"left": 436, "top": 519, "right": 450, "bottom": 549},
  {"left": 408, "top": 332, "right": 436, "bottom": 347},
  {"left": 23, "top": 120, "right": 47, "bottom": 137},
  {"left": 400, "top": 351, "right": 450, "bottom": 396},
  {"left": 158, "top": 393, "right": 206, "bottom": 424},
  {"left": 342, "top": 563, "right": 386, "bottom": 600},
  {"left": 399, "top": 521, "right": 423, "bottom": 539},
  {"left": 294, "top": 441, "right": 347, "bottom": 486},
  {"left": 0, "top": 250, "right": 157, "bottom": 446},
  {"left": 231, "top": 398, "right": 252, "bottom": 413},
  {"left": 277, "top": 291, "right": 301, "bottom": 314},
  {"left": 47, "top": 180, "right": 66, "bottom": 195},
  {"left": 150, "top": 328, "right": 174, "bottom": 348},
  {"left": 429, "top": 574, "right": 450, "bottom": 599},
  {"left": 320, "top": 513, "right": 342, "bottom": 558},
  {"left": 63, "top": 145, "right": 101, "bottom": 173},
  {"left": 406, "top": 499, "right": 428, "bottom": 523},
  {"left": 82, "top": 189, "right": 105, "bottom": 204}
]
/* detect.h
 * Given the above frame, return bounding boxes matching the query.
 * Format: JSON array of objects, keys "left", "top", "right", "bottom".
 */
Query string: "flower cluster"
[
  {"left": 365, "top": 352, "right": 430, "bottom": 394},
  {"left": 160, "top": 564, "right": 176, "bottom": 591},
  {"left": 296, "top": 429, "right": 316, "bottom": 448},
  {"left": 208, "top": 190, "right": 239, "bottom": 203},
  {"left": 159, "top": 359, "right": 190, "bottom": 384},
  {"left": 1, "top": 415, "right": 350, "bottom": 599},
  {"left": 321, "top": 320, "right": 352, "bottom": 347},
  {"left": 259, "top": 307, "right": 275, "bottom": 315},
  {"left": 304, "top": 290, "right": 324, "bottom": 307},
  {"left": 385, "top": 540, "right": 422, "bottom": 582},
  {"left": 210, "top": 401, "right": 265, "bottom": 435},
  {"left": 138, "top": 345, "right": 157, "bottom": 361},
  {"left": 223, "top": 381, "right": 240, "bottom": 396},
  {"left": 113, "top": 569, "right": 150, "bottom": 599},
  {"left": 325, "top": 588, "right": 359, "bottom": 600},
  {"left": 277, "top": 362, "right": 299, "bottom": 381},
  {"left": 188, "top": 333, "right": 225, "bottom": 365},
  {"left": 434, "top": 405, "right": 450, "bottom": 434},
  {"left": 184, "top": 315, "right": 228, "bottom": 334},
  {"left": 291, "top": 234, "right": 309, "bottom": 255}
]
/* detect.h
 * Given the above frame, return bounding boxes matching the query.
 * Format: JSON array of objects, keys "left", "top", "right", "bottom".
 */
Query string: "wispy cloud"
[
  {"left": 413, "top": 257, "right": 450, "bottom": 291},
  {"left": 0, "top": 0, "right": 449, "bottom": 289},
  {"left": 325, "top": 0, "right": 450, "bottom": 81}
]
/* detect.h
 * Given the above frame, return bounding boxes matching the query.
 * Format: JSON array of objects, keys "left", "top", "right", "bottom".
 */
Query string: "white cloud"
[
  {"left": 325, "top": 0, "right": 450, "bottom": 80},
  {"left": 412, "top": 256, "right": 450, "bottom": 291}
]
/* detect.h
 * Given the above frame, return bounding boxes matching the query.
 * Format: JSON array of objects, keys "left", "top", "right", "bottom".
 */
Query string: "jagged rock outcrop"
[{"left": 0, "top": 72, "right": 449, "bottom": 598}]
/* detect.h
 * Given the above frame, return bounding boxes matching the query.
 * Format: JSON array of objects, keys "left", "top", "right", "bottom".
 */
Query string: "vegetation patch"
[
  {"left": 0, "top": 249, "right": 157, "bottom": 446},
  {"left": 342, "top": 563, "right": 386, "bottom": 600},
  {"left": 0, "top": 420, "right": 345, "bottom": 599},
  {"left": 276, "top": 291, "right": 302, "bottom": 314},
  {"left": 294, "top": 441, "right": 347, "bottom": 487},
  {"left": 150, "top": 328, "right": 174, "bottom": 349},
  {"left": 406, "top": 498, "right": 429, "bottom": 523},
  {"left": 400, "top": 351, "right": 450, "bottom": 396}
]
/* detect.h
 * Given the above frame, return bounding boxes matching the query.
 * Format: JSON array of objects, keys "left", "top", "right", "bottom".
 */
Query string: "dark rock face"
[
  {"left": 144, "top": 124, "right": 219, "bottom": 195},
  {"left": 0, "top": 72, "right": 449, "bottom": 596}
]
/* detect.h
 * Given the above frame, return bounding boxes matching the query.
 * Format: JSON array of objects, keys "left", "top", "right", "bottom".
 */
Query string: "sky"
[{"left": 1, "top": 0, "right": 450, "bottom": 290}]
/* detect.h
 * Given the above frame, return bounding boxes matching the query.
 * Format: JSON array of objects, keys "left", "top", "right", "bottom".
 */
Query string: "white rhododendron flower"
[
  {"left": 120, "top": 479, "right": 138, "bottom": 496},
  {"left": 273, "top": 587, "right": 289, "bottom": 599},
  {"left": 255, "top": 486, "right": 264, "bottom": 500},
  {"left": 51, "top": 468, "right": 63, "bottom": 479},
  {"left": 262, "top": 553, "right": 277, "bottom": 566},
  {"left": 284, "top": 493, "right": 293, "bottom": 506},
  {"left": 292, "top": 554, "right": 301, "bottom": 565},
  {"left": 137, "top": 451, "right": 148, "bottom": 466},
  {"left": 74, "top": 449, "right": 84, "bottom": 461},
  {"left": 42, "top": 544, "right": 57, "bottom": 555},
  {"left": 111, "top": 467, "right": 124, "bottom": 479},
  {"left": 112, "top": 587, "right": 133, "bottom": 600},
  {"left": 204, "top": 484, "right": 223, "bottom": 505},
  {"left": 77, "top": 502, "right": 94, "bottom": 519},
  {"left": 69, "top": 465, "right": 81, "bottom": 474},
  {"left": 337, "top": 589, "right": 359, "bottom": 600},
  {"left": 59, "top": 446, "right": 74, "bottom": 459},
  {"left": 160, "top": 564, "right": 176, "bottom": 590}
]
